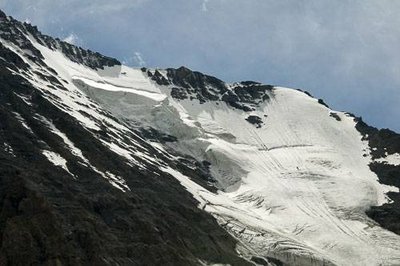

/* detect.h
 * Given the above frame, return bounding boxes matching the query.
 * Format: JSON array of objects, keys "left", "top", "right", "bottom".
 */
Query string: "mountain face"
[{"left": 0, "top": 10, "right": 400, "bottom": 266}]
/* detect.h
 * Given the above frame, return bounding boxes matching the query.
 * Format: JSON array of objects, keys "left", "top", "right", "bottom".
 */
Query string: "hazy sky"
[{"left": 0, "top": 0, "right": 399, "bottom": 132}]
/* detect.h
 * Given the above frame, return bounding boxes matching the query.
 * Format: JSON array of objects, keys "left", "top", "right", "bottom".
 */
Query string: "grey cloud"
[{"left": 63, "top": 32, "right": 81, "bottom": 45}]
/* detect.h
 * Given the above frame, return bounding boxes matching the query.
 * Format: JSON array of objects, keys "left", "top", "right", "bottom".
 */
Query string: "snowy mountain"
[{"left": 1, "top": 10, "right": 400, "bottom": 266}]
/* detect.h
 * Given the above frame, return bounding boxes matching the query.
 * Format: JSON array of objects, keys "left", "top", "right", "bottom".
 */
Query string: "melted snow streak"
[
  {"left": 42, "top": 149, "right": 72, "bottom": 175},
  {"left": 3, "top": 20, "right": 400, "bottom": 265},
  {"left": 36, "top": 115, "right": 130, "bottom": 191}
]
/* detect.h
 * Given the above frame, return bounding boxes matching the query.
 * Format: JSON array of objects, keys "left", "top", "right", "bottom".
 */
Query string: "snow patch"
[
  {"left": 42, "top": 149, "right": 73, "bottom": 176},
  {"left": 12, "top": 112, "right": 33, "bottom": 133},
  {"left": 91, "top": 167, "right": 130, "bottom": 192},
  {"left": 375, "top": 153, "right": 400, "bottom": 166},
  {"left": 3, "top": 142, "right": 15, "bottom": 157},
  {"left": 36, "top": 115, "right": 131, "bottom": 191}
]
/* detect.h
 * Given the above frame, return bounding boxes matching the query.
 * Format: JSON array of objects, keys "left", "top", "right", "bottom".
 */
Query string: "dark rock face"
[
  {"left": 170, "top": 87, "right": 189, "bottom": 100},
  {"left": 245, "top": 115, "right": 263, "bottom": 128},
  {"left": 0, "top": 11, "right": 250, "bottom": 266},
  {"left": 355, "top": 118, "right": 400, "bottom": 235},
  {"left": 329, "top": 112, "right": 341, "bottom": 121},
  {"left": 143, "top": 66, "right": 274, "bottom": 111},
  {"left": 296, "top": 89, "right": 313, "bottom": 97},
  {"left": 317, "top": 99, "right": 329, "bottom": 108},
  {"left": 145, "top": 68, "right": 170, "bottom": 86},
  {"left": 165, "top": 66, "right": 226, "bottom": 104}
]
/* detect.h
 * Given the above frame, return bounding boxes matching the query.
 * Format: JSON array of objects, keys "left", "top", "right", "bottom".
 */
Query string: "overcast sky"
[{"left": 0, "top": 0, "right": 399, "bottom": 132}]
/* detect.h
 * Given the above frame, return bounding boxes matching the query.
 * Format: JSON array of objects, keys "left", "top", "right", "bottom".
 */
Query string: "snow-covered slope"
[
  {"left": 74, "top": 65, "right": 400, "bottom": 264},
  {"left": 1, "top": 10, "right": 400, "bottom": 266}
]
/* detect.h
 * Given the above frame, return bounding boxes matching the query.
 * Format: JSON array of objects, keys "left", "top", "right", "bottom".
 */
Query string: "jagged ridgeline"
[{"left": 1, "top": 8, "right": 400, "bottom": 266}]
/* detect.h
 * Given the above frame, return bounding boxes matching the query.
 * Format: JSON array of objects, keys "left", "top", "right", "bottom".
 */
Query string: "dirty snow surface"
[{"left": 8, "top": 35, "right": 400, "bottom": 265}]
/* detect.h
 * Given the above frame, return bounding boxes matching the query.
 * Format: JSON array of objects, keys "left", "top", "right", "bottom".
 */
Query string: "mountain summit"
[{"left": 0, "top": 10, "right": 400, "bottom": 266}]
